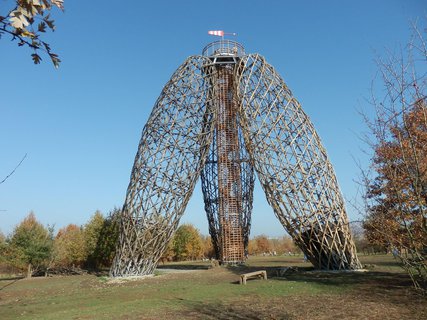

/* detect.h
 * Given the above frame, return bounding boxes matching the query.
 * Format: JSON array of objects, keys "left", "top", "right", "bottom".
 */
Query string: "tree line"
[
  {"left": 0, "top": 210, "right": 119, "bottom": 277},
  {"left": 0, "top": 209, "right": 401, "bottom": 279},
  {"left": 0, "top": 211, "right": 303, "bottom": 277}
]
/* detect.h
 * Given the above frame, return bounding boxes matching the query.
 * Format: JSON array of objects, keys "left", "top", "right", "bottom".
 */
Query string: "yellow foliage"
[{"left": 54, "top": 224, "right": 86, "bottom": 267}]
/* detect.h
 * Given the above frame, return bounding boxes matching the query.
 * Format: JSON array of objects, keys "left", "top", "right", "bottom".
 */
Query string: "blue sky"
[{"left": 0, "top": 0, "right": 425, "bottom": 237}]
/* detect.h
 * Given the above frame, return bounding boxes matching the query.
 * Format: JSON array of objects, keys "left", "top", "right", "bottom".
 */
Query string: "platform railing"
[{"left": 202, "top": 40, "right": 245, "bottom": 57}]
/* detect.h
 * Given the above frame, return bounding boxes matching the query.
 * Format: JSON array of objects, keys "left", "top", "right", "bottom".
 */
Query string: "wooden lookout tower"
[{"left": 110, "top": 39, "right": 361, "bottom": 277}]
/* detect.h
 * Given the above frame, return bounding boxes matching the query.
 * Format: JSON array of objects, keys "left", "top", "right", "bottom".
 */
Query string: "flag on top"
[{"left": 208, "top": 30, "right": 224, "bottom": 37}]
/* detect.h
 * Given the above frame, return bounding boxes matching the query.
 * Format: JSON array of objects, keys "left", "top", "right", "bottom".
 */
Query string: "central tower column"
[
  {"left": 216, "top": 64, "right": 244, "bottom": 263},
  {"left": 201, "top": 40, "right": 253, "bottom": 264}
]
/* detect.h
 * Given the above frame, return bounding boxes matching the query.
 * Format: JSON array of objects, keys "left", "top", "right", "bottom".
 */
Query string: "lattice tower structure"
[
  {"left": 201, "top": 42, "right": 254, "bottom": 264},
  {"left": 110, "top": 40, "right": 361, "bottom": 277},
  {"left": 200, "top": 91, "right": 253, "bottom": 263},
  {"left": 216, "top": 65, "right": 244, "bottom": 263}
]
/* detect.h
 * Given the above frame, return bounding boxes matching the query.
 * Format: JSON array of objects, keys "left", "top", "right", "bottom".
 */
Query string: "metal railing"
[{"left": 202, "top": 40, "right": 245, "bottom": 57}]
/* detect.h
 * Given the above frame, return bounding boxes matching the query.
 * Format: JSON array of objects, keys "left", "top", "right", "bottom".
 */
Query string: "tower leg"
[
  {"left": 236, "top": 54, "right": 361, "bottom": 270},
  {"left": 110, "top": 56, "right": 215, "bottom": 277}
]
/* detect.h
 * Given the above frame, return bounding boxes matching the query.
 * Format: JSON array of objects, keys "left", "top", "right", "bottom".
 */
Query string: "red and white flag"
[{"left": 208, "top": 30, "right": 224, "bottom": 37}]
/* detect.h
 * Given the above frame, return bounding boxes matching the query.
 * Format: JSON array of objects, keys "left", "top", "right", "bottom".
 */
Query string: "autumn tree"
[
  {"left": 0, "top": 230, "right": 7, "bottom": 265},
  {"left": 93, "top": 207, "right": 120, "bottom": 267},
  {"left": 0, "top": 0, "right": 64, "bottom": 67},
  {"left": 0, "top": 230, "right": 5, "bottom": 245},
  {"left": 83, "top": 210, "right": 105, "bottom": 269},
  {"left": 53, "top": 224, "right": 86, "bottom": 268},
  {"left": 248, "top": 235, "right": 271, "bottom": 255},
  {"left": 160, "top": 239, "right": 175, "bottom": 263},
  {"left": 201, "top": 235, "right": 215, "bottom": 259},
  {"left": 350, "top": 221, "right": 385, "bottom": 254},
  {"left": 268, "top": 237, "right": 280, "bottom": 253},
  {"left": 172, "top": 224, "right": 203, "bottom": 261},
  {"left": 255, "top": 235, "right": 271, "bottom": 254},
  {"left": 6, "top": 212, "right": 53, "bottom": 277},
  {"left": 362, "top": 21, "right": 427, "bottom": 292},
  {"left": 162, "top": 231, "right": 214, "bottom": 262},
  {"left": 276, "top": 236, "right": 298, "bottom": 254}
]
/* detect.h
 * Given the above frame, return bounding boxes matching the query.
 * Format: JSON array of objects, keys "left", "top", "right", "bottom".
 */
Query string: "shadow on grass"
[
  {"left": 285, "top": 270, "right": 426, "bottom": 307},
  {"left": 0, "top": 276, "right": 24, "bottom": 281},
  {"left": 247, "top": 259, "right": 304, "bottom": 264},
  {"left": 363, "top": 260, "right": 402, "bottom": 268},
  {"left": 157, "top": 264, "right": 211, "bottom": 270},
  {"left": 184, "top": 300, "right": 292, "bottom": 320},
  {"left": 280, "top": 270, "right": 411, "bottom": 288},
  {"left": 92, "top": 270, "right": 110, "bottom": 277},
  {"left": 224, "top": 261, "right": 407, "bottom": 287},
  {"left": 225, "top": 264, "right": 313, "bottom": 276},
  {"left": 223, "top": 263, "right": 419, "bottom": 301},
  {"left": 0, "top": 276, "right": 23, "bottom": 291}
]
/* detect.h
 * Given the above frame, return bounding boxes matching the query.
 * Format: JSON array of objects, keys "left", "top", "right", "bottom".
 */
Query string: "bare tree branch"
[{"left": 0, "top": 153, "right": 27, "bottom": 185}]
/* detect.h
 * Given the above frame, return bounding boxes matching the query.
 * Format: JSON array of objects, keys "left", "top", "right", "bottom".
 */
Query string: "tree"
[
  {"left": 0, "top": 1, "right": 64, "bottom": 67},
  {"left": 362, "top": 21, "right": 427, "bottom": 292},
  {"left": 255, "top": 235, "right": 271, "bottom": 254},
  {"left": 7, "top": 211, "right": 53, "bottom": 277},
  {"left": 54, "top": 224, "right": 86, "bottom": 268},
  {"left": 83, "top": 210, "right": 105, "bottom": 269},
  {"left": 93, "top": 207, "right": 120, "bottom": 267},
  {"left": 248, "top": 235, "right": 271, "bottom": 255},
  {"left": 0, "top": 230, "right": 6, "bottom": 264},
  {"left": 160, "top": 239, "right": 175, "bottom": 263},
  {"left": 350, "top": 221, "right": 386, "bottom": 255},
  {"left": 201, "top": 235, "right": 215, "bottom": 259},
  {"left": 0, "top": 230, "right": 5, "bottom": 245},
  {"left": 276, "top": 236, "right": 298, "bottom": 254},
  {"left": 172, "top": 224, "right": 203, "bottom": 261}
]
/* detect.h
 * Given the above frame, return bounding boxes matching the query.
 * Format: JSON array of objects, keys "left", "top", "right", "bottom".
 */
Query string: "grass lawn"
[{"left": 0, "top": 254, "right": 425, "bottom": 319}]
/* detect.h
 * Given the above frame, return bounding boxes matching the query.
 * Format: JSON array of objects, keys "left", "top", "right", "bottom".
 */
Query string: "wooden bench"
[{"left": 239, "top": 270, "right": 267, "bottom": 285}]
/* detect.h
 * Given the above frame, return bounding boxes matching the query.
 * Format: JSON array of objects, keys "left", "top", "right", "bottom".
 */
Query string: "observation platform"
[{"left": 202, "top": 40, "right": 245, "bottom": 65}]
